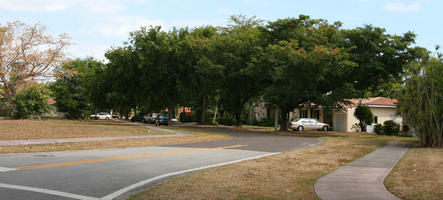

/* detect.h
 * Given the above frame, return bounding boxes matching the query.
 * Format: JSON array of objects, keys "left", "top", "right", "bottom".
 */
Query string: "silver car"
[
  {"left": 290, "top": 118, "right": 330, "bottom": 131},
  {"left": 143, "top": 113, "right": 159, "bottom": 124}
]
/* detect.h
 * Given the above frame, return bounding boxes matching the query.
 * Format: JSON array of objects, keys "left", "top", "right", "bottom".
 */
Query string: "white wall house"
[
  {"left": 332, "top": 97, "right": 402, "bottom": 132},
  {"left": 252, "top": 97, "right": 402, "bottom": 133}
]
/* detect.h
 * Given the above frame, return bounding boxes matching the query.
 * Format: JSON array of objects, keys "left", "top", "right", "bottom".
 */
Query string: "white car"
[
  {"left": 90, "top": 112, "right": 111, "bottom": 120},
  {"left": 290, "top": 118, "right": 330, "bottom": 131}
]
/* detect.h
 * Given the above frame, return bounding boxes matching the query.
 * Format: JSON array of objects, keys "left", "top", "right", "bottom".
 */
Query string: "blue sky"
[{"left": 1, "top": 0, "right": 441, "bottom": 61}]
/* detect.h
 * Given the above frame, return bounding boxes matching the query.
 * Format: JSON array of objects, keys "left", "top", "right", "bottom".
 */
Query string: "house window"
[
  {"left": 311, "top": 110, "right": 320, "bottom": 119},
  {"left": 300, "top": 110, "right": 308, "bottom": 118},
  {"left": 374, "top": 116, "right": 378, "bottom": 124}
]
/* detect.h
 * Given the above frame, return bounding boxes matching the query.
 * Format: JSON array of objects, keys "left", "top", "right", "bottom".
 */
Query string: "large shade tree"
[{"left": 0, "top": 21, "right": 70, "bottom": 117}]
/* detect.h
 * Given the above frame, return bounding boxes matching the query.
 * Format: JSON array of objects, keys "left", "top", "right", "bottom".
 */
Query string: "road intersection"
[{"left": 0, "top": 126, "right": 322, "bottom": 200}]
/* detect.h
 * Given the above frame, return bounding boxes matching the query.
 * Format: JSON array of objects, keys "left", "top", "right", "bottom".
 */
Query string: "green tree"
[
  {"left": 354, "top": 104, "right": 374, "bottom": 132},
  {"left": 217, "top": 16, "right": 272, "bottom": 126},
  {"left": 184, "top": 26, "right": 223, "bottom": 123},
  {"left": 397, "top": 49, "right": 443, "bottom": 147},
  {"left": 13, "top": 85, "right": 50, "bottom": 119},
  {"left": 50, "top": 58, "right": 105, "bottom": 119},
  {"left": 262, "top": 16, "right": 355, "bottom": 130}
]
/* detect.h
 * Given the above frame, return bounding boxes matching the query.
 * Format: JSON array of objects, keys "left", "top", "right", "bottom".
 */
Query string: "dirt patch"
[
  {"left": 0, "top": 121, "right": 229, "bottom": 154},
  {"left": 0, "top": 120, "right": 175, "bottom": 140},
  {"left": 385, "top": 148, "right": 443, "bottom": 200}
]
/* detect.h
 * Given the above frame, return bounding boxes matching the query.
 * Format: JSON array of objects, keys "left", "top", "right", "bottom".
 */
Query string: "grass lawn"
[
  {"left": 129, "top": 130, "right": 418, "bottom": 200},
  {"left": 385, "top": 148, "right": 443, "bottom": 200},
  {"left": 0, "top": 120, "right": 229, "bottom": 154}
]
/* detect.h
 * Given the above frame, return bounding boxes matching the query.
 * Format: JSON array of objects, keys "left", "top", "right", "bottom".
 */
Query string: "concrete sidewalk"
[
  {"left": 314, "top": 142, "right": 410, "bottom": 200},
  {"left": 0, "top": 125, "right": 191, "bottom": 147}
]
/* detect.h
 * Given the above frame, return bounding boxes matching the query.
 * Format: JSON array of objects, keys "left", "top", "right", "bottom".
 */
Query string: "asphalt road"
[{"left": 0, "top": 126, "right": 322, "bottom": 200}]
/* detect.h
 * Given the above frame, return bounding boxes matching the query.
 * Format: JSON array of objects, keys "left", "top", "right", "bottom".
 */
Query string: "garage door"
[{"left": 334, "top": 112, "right": 346, "bottom": 132}]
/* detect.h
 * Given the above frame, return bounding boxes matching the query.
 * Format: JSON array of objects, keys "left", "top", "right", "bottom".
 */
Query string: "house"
[
  {"left": 252, "top": 97, "right": 402, "bottom": 132},
  {"left": 332, "top": 97, "right": 402, "bottom": 132}
]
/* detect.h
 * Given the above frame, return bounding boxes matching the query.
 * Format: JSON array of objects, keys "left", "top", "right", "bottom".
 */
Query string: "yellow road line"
[{"left": 15, "top": 145, "right": 246, "bottom": 170}]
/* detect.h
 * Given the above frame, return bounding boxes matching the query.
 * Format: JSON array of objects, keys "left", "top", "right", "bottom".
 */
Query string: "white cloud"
[
  {"left": 0, "top": 0, "right": 144, "bottom": 13},
  {"left": 0, "top": 0, "right": 73, "bottom": 12},
  {"left": 383, "top": 2, "right": 421, "bottom": 13},
  {"left": 80, "top": 0, "right": 127, "bottom": 13},
  {"left": 90, "top": 16, "right": 165, "bottom": 39},
  {"left": 216, "top": 8, "right": 233, "bottom": 16}
]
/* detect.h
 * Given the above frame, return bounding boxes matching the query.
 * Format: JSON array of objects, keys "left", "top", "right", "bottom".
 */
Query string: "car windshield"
[
  {"left": 293, "top": 118, "right": 301, "bottom": 122},
  {"left": 159, "top": 115, "right": 168, "bottom": 119}
]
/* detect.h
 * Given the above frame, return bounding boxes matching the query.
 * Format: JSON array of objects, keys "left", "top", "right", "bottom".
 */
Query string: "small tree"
[
  {"left": 13, "top": 85, "right": 50, "bottom": 119},
  {"left": 354, "top": 104, "right": 373, "bottom": 132}
]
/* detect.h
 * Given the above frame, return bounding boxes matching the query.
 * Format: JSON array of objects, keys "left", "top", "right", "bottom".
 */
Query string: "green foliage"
[
  {"left": 382, "top": 120, "right": 400, "bottom": 136},
  {"left": 354, "top": 104, "right": 374, "bottom": 132},
  {"left": 180, "top": 112, "right": 196, "bottom": 122},
  {"left": 50, "top": 58, "right": 105, "bottom": 119},
  {"left": 401, "top": 124, "right": 410, "bottom": 134},
  {"left": 85, "top": 15, "right": 419, "bottom": 131},
  {"left": 374, "top": 124, "right": 383, "bottom": 135},
  {"left": 397, "top": 52, "right": 443, "bottom": 147},
  {"left": 13, "top": 86, "right": 50, "bottom": 119},
  {"left": 252, "top": 118, "right": 275, "bottom": 127}
]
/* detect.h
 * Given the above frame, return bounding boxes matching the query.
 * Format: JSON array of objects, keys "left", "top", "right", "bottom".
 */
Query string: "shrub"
[
  {"left": 13, "top": 86, "right": 50, "bottom": 119},
  {"left": 218, "top": 115, "right": 236, "bottom": 126},
  {"left": 401, "top": 124, "right": 410, "bottom": 133},
  {"left": 180, "top": 112, "right": 196, "bottom": 122},
  {"left": 382, "top": 120, "right": 400, "bottom": 136},
  {"left": 253, "top": 118, "right": 275, "bottom": 127},
  {"left": 374, "top": 124, "right": 383, "bottom": 135}
]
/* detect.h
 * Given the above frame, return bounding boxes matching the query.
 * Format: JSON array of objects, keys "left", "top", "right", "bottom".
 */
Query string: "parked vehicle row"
[{"left": 130, "top": 113, "right": 169, "bottom": 126}]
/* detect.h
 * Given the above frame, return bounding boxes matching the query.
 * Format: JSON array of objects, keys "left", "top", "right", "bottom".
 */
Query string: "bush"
[
  {"left": 401, "top": 124, "right": 410, "bottom": 133},
  {"left": 252, "top": 118, "right": 275, "bottom": 127},
  {"left": 218, "top": 115, "right": 236, "bottom": 126},
  {"left": 13, "top": 86, "right": 50, "bottom": 119},
  {"left": 374, "top": 124, "right": 383, "bottom": 135},
  {"left": 180, "top": 112, "right": 196, "bottom": 122},
  {"left": 382, "top": 120, "right": 400, "bottom": 136}
]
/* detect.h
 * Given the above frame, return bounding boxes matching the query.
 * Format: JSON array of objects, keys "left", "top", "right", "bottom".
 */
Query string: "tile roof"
[{"left": 347, "top": 97, "right": 398, "bottom": 107}]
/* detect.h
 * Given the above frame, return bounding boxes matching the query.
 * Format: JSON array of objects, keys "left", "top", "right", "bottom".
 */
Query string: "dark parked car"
[
  {"left": 155, "top": 115, "right": 169, "bottom": 126},
  {"left": 130, "top": 114, "right": 145, "bottom": 122}
]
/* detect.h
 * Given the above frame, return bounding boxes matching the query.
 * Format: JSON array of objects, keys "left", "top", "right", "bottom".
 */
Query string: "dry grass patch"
[
  {"left": 129, "top": 136, "right": 389, "bottom": 200},
  {"left": 385, "top": 148, "right": 443, "bottom": 200},
  {"left": 0, "top": 120, "right": 172, "bottom": 140},
  {"left": 0, "top": 127, "right": 228, "bottom": 154}
]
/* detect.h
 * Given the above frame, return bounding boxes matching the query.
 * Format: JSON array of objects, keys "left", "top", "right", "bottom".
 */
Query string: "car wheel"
[
  {"left": 298, "top": 126, "right": 304, "bottom": 131},
  {"left": 322, "top": 126, "right": 328, "bottom": 131},
  {"left": 105, "top": 117, "right": 109, "bottom": 120}
]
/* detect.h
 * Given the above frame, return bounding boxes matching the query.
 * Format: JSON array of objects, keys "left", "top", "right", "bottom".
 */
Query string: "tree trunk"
[
  {"left": 213, "top": 96, "right": 219, "bottom": 124},
  {"left": 200, "top": 87, "right": 206, "bottom": 124},
  {"left": 235, "top": 110, "right": 242, "bottom": 127},
  {"left": 279, "top": 108, "right": 289, "bottom": 131},
  {"left": 266, "top": 103, "right": 272, "bottom": 120},
  {"left": 274, "top": 105, "right": 278, "bottom": 131}
]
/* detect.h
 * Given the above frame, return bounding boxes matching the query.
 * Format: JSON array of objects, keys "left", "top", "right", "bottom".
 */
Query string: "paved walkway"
[
  {"left": 314, "top": 142, "right": 410, "bottom": 200},
  {"left": 0, "top": 124, "right": 191, "bottom": 147}
]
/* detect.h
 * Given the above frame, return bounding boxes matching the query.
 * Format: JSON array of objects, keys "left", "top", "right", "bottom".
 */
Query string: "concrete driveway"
[{"left": 0, "top": 126, "right": 321, "bottom": 200}]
